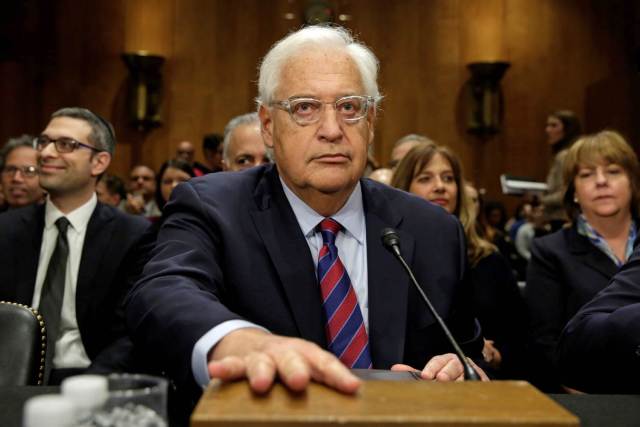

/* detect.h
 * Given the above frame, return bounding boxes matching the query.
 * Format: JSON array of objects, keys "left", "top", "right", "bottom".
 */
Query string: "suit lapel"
[
  {"left": 567, "top": 225, "right": 618, "bottom": 279},
  {"left": 248, "top": 167, "right": 326, "bottom": 347},
  {"left": 16, "top": 204, "right": 45, "bottom": 304},
  {"left": 362, "top": 180, "right": 413, "bottom": 368},
  {"left": 75, "top": 203, "right": 115, "bottom": 322}
]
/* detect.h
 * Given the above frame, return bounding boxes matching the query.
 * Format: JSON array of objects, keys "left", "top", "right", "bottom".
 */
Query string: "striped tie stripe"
[{"left": 317, "top": 218, "right": 372, "bottom": 369}]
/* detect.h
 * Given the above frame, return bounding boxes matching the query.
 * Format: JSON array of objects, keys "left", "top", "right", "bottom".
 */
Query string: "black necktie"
[{"left": 40, "top": 217, "right": 70, "bottom": 383}]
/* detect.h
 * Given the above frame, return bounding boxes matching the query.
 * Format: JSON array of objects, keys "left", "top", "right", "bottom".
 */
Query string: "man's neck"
[{"left": 49, "top": 187, "right": 96, "bottom": 214}]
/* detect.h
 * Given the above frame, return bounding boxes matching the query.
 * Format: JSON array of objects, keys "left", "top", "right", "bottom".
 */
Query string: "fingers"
[
  {"left": 209, "top": 334, "right": 360, "bottom": 394},
  {"left": 421, "top": 353, "right": 463, "bottom": 381},
  {"left": 208, "top": 356, "right": 247, "bottom": 382},
  {"left": 390, "top": 363, "right": 416, "bottom": 372},
  {"left": 245, "top": 351, "right": 278, "bottom": 393},
  {"left": 272, "top": 348, "right": 311, "bottom": 392},
  {"left": 307, "top": 350, "right": 360, "bottom": 394}
]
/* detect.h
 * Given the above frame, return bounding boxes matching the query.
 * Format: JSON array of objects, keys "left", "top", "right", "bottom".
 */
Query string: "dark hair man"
[{"left": 0, "top": 107, "right": 151, "bottom": 384}]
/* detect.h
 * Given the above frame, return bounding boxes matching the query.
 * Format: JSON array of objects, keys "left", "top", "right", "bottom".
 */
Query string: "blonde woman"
[
  {"left": 525, "top": 130, "right": 640, "bottom": 391},
  {"left": 392, "top": 143, "right": 527, "bottom": 378}
]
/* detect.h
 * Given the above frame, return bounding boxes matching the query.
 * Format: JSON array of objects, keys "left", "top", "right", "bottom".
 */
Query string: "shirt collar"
[
  {"left": 279, "top": 177, "right": 366, "bottom": 244},
  {"left": 45, "top": 193, "right": 97, "bottom": 233}
]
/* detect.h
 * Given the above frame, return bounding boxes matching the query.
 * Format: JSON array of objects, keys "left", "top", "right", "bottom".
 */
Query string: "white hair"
[
  {"left": 257, "top": 25, "right": 380, "bottom": 107},
  {"left": 223, "top": 112, "right": 261, "bottom": 161}
]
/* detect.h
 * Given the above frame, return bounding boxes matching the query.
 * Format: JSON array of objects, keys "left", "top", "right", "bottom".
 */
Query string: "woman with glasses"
[
  {"left": 525, "top": 130, "right": 640, "bottom": 392},
  {"left": 391, "top": 142, "right": 527, "bottom": 379}
]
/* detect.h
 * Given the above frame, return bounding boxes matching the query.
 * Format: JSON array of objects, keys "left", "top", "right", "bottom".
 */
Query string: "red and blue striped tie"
[{"left": 317, "top": 218, "right": 372, "bottom": 368}]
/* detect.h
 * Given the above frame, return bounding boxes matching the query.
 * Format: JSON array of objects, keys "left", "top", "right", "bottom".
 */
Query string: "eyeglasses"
[
  {"left": 1, "top": 165, "right": 38, "bottom": 178},
  {"left": 33, "top": 135, "right": 103, "bottom": 153},
  {"left": 271, "top": 95, "right": 375, "bottom": 126}
]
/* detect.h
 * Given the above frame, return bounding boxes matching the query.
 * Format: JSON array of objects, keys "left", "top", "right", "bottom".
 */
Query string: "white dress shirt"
[
  {"left": 32, "top": 194, "right": 97, "bottom": 369},
  {"left": 191, "top": 180, "right": 368, "bottom": 387}
]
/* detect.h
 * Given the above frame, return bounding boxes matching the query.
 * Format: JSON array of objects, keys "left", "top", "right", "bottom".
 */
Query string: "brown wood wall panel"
[{"left": 1, "top": 0, "right": 637, "bottom": 211}]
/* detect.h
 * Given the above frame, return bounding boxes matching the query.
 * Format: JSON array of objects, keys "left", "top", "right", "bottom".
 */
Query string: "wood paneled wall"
[{"left": 1, "top": 0, "right": 638, "bottom": 209}]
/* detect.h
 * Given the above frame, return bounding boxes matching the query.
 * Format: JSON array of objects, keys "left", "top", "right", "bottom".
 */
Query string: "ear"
[
  {"left": 366, "top": 107, "right": 376, "bottom": 147},
  {"left": 259, "top": 104, "right": 275, "bottom": 149},
  {"left": 90, "top": 152, "right": 111, "bottom": 177}
]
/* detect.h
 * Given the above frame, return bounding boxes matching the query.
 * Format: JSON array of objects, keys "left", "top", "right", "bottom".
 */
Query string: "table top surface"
[{"left": 2, "top": 385, "right": 640, "bottom": 427}]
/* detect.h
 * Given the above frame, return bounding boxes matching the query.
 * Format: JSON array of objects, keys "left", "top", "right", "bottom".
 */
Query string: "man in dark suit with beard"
[
  {"left": 0, "top": 107, "right": 150, "bottom": 384},
  {"left": 126, "top": 25, "right": 486, "bottom": 414}
]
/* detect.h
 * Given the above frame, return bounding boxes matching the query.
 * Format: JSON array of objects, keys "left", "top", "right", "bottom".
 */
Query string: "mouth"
[
  {"left": 9, "top": 187, "right": 27, "bottom": 197},
  {"left": 430, "top": 198, "right": 449, "bottom": 207},
  {"left": 39, "top": 164, "right": 65, "bottom": 173},
  {"left": 312, "top": 153, "right": 351, "bottom": 164}
]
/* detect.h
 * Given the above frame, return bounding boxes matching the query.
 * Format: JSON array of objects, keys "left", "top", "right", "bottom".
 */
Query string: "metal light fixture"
[
  {"left": 465, "top": 61, "right": 510, "bottom": 136},
  {"left": 122, "top": 51, "right": 165, "bottom": 132}
]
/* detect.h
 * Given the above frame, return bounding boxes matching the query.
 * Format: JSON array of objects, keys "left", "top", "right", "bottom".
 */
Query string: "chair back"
[{"left": 0, "top": 301, "right": 46, "bottom": 385}]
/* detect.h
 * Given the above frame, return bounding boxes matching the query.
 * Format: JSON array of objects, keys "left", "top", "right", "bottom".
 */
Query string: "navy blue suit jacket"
[
  {"left": 558, "top": 244, "right": 640, "bottom": 393},
  {"left": 0, "top": 202, "right": 151, "bottom": 370},
  {"left": 524, "top": 224, "right": 622, "bottom": 390},
  {"left": 126, "top": 165, "right": 482, "bottom": 398}
]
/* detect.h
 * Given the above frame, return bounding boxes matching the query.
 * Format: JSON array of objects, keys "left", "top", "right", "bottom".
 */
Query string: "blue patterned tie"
[{"left": 317, "top": 218, "right": 371, "bottom": 368}]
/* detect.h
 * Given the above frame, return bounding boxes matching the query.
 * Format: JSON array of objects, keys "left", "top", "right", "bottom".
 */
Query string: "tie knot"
[
  {"left": 319, "top": 218, "right": 341, "bottom": 245},
  {"left": 55, "top": 217, "right": 70, "bottom": 235}
]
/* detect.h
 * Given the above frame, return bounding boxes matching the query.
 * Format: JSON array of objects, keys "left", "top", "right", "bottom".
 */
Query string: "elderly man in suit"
[
  {"left": 0, "top": 107, "right": 150, "bottom": 384},
  {"left": 126, "top": 25, "right": 486, "bottom": 411}
]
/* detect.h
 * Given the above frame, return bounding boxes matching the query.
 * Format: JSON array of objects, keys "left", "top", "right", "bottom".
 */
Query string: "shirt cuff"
[{"left": 191, "top": 320, "right": 270, "bottom": 388}]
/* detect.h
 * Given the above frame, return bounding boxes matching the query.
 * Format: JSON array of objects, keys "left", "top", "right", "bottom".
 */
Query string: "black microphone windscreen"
[{"left": 380, "top": 228, "right": 401, "bottom": 249}]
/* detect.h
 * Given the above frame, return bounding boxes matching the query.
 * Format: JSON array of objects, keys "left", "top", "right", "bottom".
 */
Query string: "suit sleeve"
[
  {"left": 524, "top": 237, "right": 567, "bottom": 389},
  {"left": 125, "top": 181, "right": 244, "bottom": 393},
  {"left": 558, "top": 247, "right": 640, "bottom": 393}
]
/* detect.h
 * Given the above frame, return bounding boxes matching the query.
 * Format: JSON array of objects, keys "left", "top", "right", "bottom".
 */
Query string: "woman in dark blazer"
[
  {"left": 392, "top": 143, "right": 528, "bottom": 379},
  {"left": 525, "top": 130, "right": 640, "bottom": 391}
]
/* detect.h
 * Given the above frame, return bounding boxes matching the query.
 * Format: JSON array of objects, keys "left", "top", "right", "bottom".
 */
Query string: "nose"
[
  {"left": 316, "top": 105, "right": 343, "bottom": 142},
  {"left": 595, "top": 168, "right": 608, "bottom": 185},
  {"left": 433, "top": 176, "right": 446, "bottom": 191},
  {"left": 39, "top": 141, "right": 58, "bottom": 159},
  {"left": 10, "top": 170, "right": 25, "bottom": 182}
]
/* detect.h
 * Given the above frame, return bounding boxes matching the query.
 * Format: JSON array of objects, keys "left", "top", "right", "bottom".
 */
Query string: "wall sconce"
[
  {"left": 122, "top": 51, "right": 165, "bottom": 132},
  {"left": 465, "top": 61, "right": 510, "bottom": 136}
]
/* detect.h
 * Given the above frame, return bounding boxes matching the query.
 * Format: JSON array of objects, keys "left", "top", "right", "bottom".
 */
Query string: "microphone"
[{"left": 380, "top": 228, "right": 481, "bottom": 381}]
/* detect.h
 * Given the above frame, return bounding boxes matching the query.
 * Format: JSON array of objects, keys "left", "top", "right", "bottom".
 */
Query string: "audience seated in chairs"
[{"left": 525, "top": 130, "right": 640, "bottom": 392}]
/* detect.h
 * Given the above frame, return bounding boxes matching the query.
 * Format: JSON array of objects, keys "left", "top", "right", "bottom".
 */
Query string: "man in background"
[
  {"left": 96, "top": 174, "right": 126, "bottom": 208},
  {"left": 202, "top": 133, "right": 223, "bottom": 173},
  {"left": 176, "top": 140, "right": 210, "bottom": 176},
  {"left": 389, "top": 133, "right": 434, "bottom": 169},
  {"left": 0, "top": 134, "right": 46, "bottom": 209},
  {"left": 125, "top": 165, "right": 161, "bottom": 218},
  {"left": 222, "top": 112, "right": 270, "bottom": 171},
  {"left": 0, "top": 107, "right": 150, "bottom": 384}
]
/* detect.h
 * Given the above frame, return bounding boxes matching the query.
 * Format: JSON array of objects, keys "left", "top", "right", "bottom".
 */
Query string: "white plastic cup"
[
  {"left": 61, "top": 374, "right": 109, "bottom": 422},
  {"left": 23, "top": 394, "right": 75, "bottom": 427}
]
